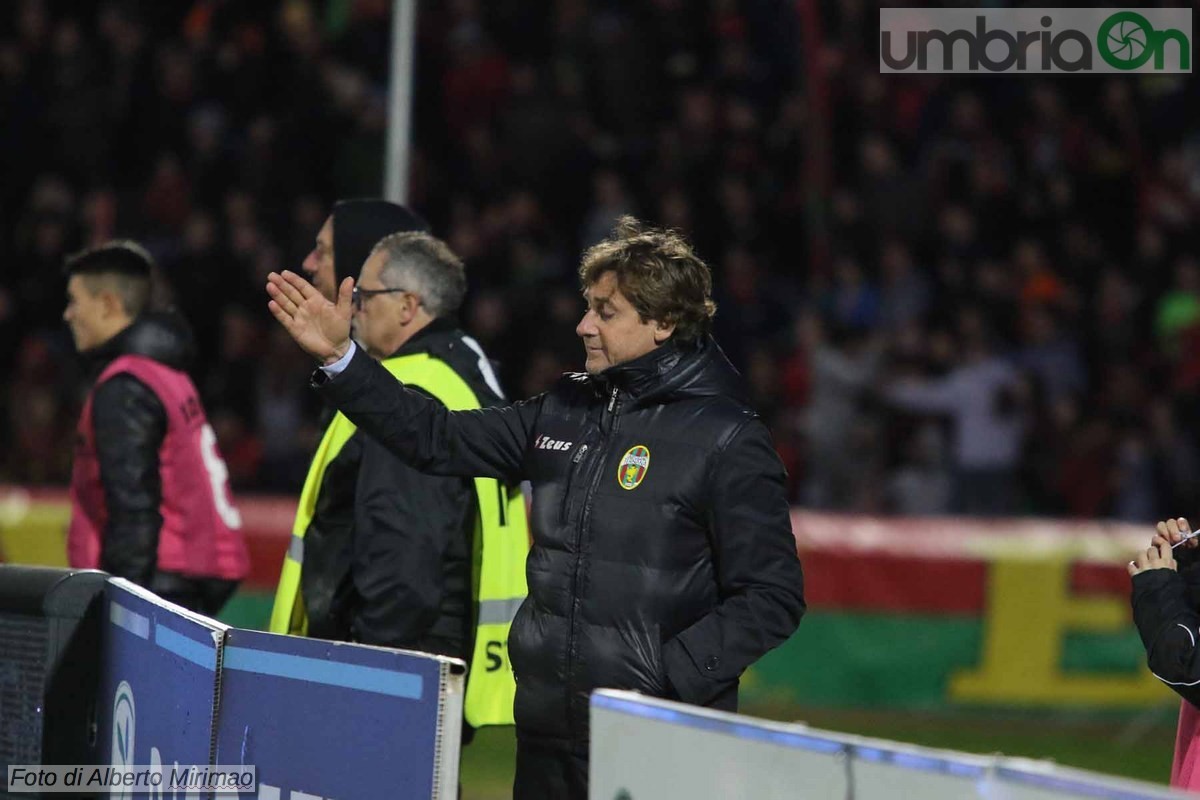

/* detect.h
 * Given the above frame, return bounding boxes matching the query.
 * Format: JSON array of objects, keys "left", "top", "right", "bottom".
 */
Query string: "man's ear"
[
  {"left": 399, "top": 292, "right": 422, "bottom": 325},
  {"left": 98, "top": 289, "right": 125, "bottom": 320},
  {"left": 653, "top": 320, "right": 676, "bottom": 344}
]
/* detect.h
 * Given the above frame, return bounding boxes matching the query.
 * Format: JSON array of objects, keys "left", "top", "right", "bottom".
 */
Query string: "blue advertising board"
[
  {"left": 96, "top": 579, "right": 225, "bottom": 796},
  {"left": 214, "top": 629, "right": 461, "bottom": 800}
]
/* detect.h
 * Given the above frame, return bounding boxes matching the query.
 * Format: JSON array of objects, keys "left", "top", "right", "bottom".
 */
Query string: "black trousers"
[{"left": 513, "top": 740, "right": 589, "bottom": 800}]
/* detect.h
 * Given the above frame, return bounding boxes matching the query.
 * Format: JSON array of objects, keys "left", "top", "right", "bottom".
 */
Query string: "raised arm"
[
  {"left": 1131, "top": 519, "right": 1200, "bottom": 707},
  {"left": 316, "top": 347, "right": 538, "bottom": 483},
  {"left": 266, "top": 270, "right": 537, "bottom": 481}
]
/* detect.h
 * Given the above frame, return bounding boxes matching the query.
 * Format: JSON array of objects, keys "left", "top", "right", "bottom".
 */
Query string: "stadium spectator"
[
  {"left": 884, "top": 309, "right": 1028, "bottom": 515},
  {"left": 265, "top": 216, "right": 806, "bottom": 800},
  {"left": 2, "top": 1, "right": 1197, "bottom": 522},
  {"left": 63, "top": 241, "right": 247, "bottom": 614}
]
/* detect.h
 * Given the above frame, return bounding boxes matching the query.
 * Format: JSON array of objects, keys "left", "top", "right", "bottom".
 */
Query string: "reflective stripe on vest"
[{"left": 268, "top": 352, "right": 529, "bottom": 727}]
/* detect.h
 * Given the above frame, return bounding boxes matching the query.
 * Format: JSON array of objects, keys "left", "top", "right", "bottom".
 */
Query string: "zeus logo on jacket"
[{"left": 534, "top": 435, "right": 574, "bottom": 452}]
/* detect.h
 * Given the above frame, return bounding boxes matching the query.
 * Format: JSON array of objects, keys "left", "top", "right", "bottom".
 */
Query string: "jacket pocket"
[
  {"left": 617, "top": 622, "right": 666, "bottom": 696},
  {"left": 650, "top": 626, "right": 668, "bottom": 696}
]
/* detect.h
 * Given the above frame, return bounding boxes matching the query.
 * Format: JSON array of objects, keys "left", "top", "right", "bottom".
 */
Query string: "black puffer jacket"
[
  {"left": 1131, "top": 548, "right": 1200, "bottom": 706},
  {"left": 316, "top": 335, "right": 806, "bottom": 751},
  {"left": 84, "top": 312, "right": 237, "bottom": 614}
]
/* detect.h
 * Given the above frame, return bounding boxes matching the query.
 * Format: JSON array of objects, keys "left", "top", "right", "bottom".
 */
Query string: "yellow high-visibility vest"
[{"left": 268, "top": 352, "right": 529, "bottom": 727}]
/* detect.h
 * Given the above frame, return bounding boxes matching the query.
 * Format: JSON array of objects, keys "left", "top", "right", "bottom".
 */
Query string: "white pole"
[{"left": 384, "top": 0, "right": 419, "bottom": 203}]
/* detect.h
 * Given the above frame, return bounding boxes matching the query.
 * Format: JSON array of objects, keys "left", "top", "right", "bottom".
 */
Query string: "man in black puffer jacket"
[{"left": 266, "top": 216, "right": 806, "bottom": 800}]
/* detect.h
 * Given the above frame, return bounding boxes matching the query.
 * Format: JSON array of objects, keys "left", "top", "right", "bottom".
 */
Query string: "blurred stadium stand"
[{"left": 0, "top": 0, "right": 1197, "bottom": 520}]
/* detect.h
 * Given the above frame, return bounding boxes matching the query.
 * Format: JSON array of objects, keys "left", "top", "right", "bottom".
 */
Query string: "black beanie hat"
[{"left": 331, "top": 199, "right": 429, "bottom": 284}]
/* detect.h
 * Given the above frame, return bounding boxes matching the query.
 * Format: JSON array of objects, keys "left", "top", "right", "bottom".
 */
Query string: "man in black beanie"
[
  {"left": 300, "top": 199, "right": 429, "bottom": 301},
  {"left": 269, "top": 199, "right": 429, "bottom": 639},
  {"left": 271, "top": 201, "right": 529, "bottom": 762}
]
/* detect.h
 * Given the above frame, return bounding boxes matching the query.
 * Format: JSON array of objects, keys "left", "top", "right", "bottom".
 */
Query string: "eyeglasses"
[{"left": 352, "top": 286, "right": 411, "bottom": 310}]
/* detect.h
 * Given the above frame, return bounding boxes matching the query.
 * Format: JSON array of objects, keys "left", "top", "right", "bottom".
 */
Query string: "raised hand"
[
  {"left": 1159, "top": 516, "right": 1195, "bottom": 550},
  {"left": 1128, "top": 534, "right": 1177, "bottom": 576},
  {"left": 267, "top": 270, "right": 354, "bottom": 364}
]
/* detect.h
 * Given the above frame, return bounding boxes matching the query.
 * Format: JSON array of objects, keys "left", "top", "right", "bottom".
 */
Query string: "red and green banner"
[
  {"left": 0, "top": 489, "right": 1173, "bottom": 710},
  {"left": 743, "top": 513, "right": 1172, "bottom": 711}
]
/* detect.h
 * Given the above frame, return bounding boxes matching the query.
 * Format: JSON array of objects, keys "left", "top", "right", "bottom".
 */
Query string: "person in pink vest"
[
  {"left": 64, "top": 240, "right": 248, "bottom": 615},
  {"left": 1130, "top": 515, "right": 1200, "bottom": 790}
]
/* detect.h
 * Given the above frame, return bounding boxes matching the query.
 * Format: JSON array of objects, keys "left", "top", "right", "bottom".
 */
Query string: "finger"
[
  {"left": 266, "top": 281, "right": 298, "bottom": 315},
  {"left": 336, "top": 276, "right": 355, "bottom": 317},
  {"left": 1158, "top": 520, "right": 1172, "bottom": 542},
  {"left": 1181, "top": 516, "right": 1198, "bottom": 548},
  {"left": 1168, "top": 518, "right": 1181, "bottom": 541},
  {"left": 271, "top": 270, "right": 310, "bottom": 307},
  {"left": 267, "top": 300, "right": 297, "bottom": 331},
  {"left": 280, "top": 270, "right": 318, "bottom": 303},
  {"left": 1128, "top": 560, "right": 1139, "bottom": 577},
  {"left": 1154, "top": 539, "right": 1174, "bottom": 562}
]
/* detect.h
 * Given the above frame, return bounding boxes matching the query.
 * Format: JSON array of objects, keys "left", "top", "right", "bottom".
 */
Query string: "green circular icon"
[{"left": 1098, "top": 11, "right": 1155, "bottom": 70}]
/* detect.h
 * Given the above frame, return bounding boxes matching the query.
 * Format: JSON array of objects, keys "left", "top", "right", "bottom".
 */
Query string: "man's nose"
[{"left": 576, "top": 313, "right": 596, "bottom": 338}]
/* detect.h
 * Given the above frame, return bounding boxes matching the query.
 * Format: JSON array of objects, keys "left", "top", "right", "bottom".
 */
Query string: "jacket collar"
[
  {"left": 596, "top": 338, "right": 689, "bottom": 401},
  {"left": 385, "top": 316, "right": 460, "bottom": 360},
  {"left": 590, "top": 335, "right": 748, "bottom": 407},
  {"left": 81, "top": 312, "right": 194, "bottom": 377}
]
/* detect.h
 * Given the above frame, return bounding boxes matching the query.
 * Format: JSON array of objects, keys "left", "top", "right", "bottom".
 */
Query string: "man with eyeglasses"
[{"left": 271, "top": 203, "right": 528, "bottom": 739}]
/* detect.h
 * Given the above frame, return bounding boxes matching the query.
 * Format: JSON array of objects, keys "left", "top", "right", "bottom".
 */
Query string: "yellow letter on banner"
[{"left": 950, "top": 559, "right": 1171, "bottom": 706}]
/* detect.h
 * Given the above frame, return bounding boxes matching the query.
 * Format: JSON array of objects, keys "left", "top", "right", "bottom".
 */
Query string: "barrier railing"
[{"left": 590, "top": 690, "right": 1189, "bottom": 800}]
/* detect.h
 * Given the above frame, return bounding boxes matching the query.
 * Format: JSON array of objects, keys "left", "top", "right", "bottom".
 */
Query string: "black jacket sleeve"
[
  {"left": 661, "top": 418, "right": 806, "bottom": 705},
  {"left": 91, "top": 373, "right": 166, "bottom": 586},
  {"left": 351, "top": 433, "right": 472, "bottom": 650},
  {"left": 1131, "top": 567, "right": 1200, "bottom": 706},
  {"left": 315, "top": 346, "right": 541, "bottom": 483}
]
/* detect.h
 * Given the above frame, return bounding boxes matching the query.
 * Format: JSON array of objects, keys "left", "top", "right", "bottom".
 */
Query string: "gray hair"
[{"left": 371, "top": 232, "right": 467, "bottom": 318}]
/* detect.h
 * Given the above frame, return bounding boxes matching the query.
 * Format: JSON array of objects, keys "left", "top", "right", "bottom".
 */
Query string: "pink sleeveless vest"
[
  {"left": 68, "top": 354, "right": 248, "bottom": 581},
  {"left": 1173, "top": 699, "right": 1200, "bottom": 789}
]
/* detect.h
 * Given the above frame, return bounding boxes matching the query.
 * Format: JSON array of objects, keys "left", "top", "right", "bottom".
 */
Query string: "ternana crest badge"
[{"left": 617, "top": 445, "right": 650, "bottom": 490}]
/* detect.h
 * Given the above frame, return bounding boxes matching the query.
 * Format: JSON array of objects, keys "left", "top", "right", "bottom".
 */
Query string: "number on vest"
[{"left": 200, "top": 423, "right": 243, "bottom": 529}]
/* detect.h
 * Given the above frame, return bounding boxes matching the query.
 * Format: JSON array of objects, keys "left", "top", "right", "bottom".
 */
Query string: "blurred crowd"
[{"left": 2, "top": 0, "right": 1198, "bottom": 519}]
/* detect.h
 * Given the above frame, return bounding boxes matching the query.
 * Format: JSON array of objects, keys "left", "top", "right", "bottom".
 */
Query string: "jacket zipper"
[
  {"left": 559, "top": 443, "right": 589, "bottom": 523},
  {"left": 565, "top": 385, "right": 621, "bottom": 735}
]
